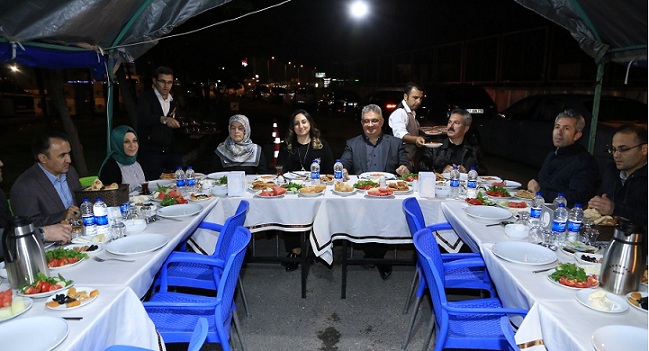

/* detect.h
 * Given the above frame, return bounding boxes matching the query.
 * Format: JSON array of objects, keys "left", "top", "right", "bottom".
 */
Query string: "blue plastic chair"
[
  {"left": 154, "top": 200, "right": 251, "bottom": 316},
  {"left": 413, "top": 227, "right": 527, "bottom": 351},
  {"left": 144, "top": 226, "right": 251, "bottom": 351},
  {"left": 104, "top": 317, "right": 208, "bottom": 351},
  {"left": 402, "top": 197, "right": 496, "bottom": 348},
  {"left": 500, "top": 316, "right": 521, "bottom": 351}
]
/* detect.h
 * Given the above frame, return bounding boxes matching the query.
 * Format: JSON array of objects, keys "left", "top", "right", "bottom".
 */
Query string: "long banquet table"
[
  {"left": 441, "top": 201, "right": 648, "bottom": 351},
  {"left": 0, "top": 198, "right": 218, "bottom": 351}
]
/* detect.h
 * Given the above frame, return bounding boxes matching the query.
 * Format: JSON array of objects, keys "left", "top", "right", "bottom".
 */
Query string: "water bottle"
[
  {"left": 552, "top": 192, "right": 567, "bottom": 209},
  {"left": 175, "top": 166, "right": 186, "bottom": 194},
  {"left": 449, "top": 166, "right": 460, "bottom": 199},
  {"left": 551, "top": 203, "right": 568, "bottom": 245},
  {"left": 530, "top": 192, "right": 544, "bottom": 223},
  {"left": 310, "top": 159, "right": 320, "bottom": 186},
  {"left": 185, "top": 166, "right": 196, "bottom": 192},
  {"left": 80, "top": 198, "right": 96, "bottom": 236},
  {"left": 466, "top": 167, "right": 478, "bottom": 199},
  {"left": 93, "top": 197, "right": 110, "bottom": 238},
  {"left": 567, "top": 203, "right": 584, "bottom": 243},
  {"left": 333, "top": 159, "right": 344, "bottom": 183}
]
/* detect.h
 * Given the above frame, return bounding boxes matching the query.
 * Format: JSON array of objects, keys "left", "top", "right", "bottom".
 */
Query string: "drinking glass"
[
  {"left": 110, "top": 222, "right": 126, "bottom": 241},
  {"left": 583, "top": 228, "right": 600, "bottom": 246}
]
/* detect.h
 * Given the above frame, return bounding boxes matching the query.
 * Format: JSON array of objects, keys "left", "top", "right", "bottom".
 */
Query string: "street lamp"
[{"left": 349, "top": 0, "right": 369, "bottom": 18}]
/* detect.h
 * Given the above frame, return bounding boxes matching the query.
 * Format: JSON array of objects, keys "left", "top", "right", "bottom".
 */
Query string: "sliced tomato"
[
  {"left": 48, "top": 258, "right": 60, "bottom": 267},
  {"left": 24, "top": 286, "right": 40, "bottom": 295},
  {"left": 509, "top": 201, "right": 527, "bottom": 208},
  {"left": 273, "top": 186, "right": 287, "bottom": 195},
  {"left": 167, "top": 190, "right": 181, "bottom": 198},
  {"left": 575, "top": 281, "right": 588, "bottom": 288},
  {"left": 587, "top": 275, "right": 599, "bottom": 287},
  {"left": 157, "top": 192, "right": 166, "bottom": 200},
  {"left": 40, "top": 281, "right": 52, "bottom": 292},
  {"left": 465, "top": 198, "right": 483, "bottom": 205},
  {"left": 176, "top": 197, "right": 188, "bottom": 204},
  {"left": 564, "top": 278, "right": 577, "bottom": 287},
  {"left": 49, "top": 284, "right": 63, "bottom": 292}
]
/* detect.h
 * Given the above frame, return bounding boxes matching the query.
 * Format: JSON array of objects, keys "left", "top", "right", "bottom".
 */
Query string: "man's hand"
[
  {"left": 66, "top": 206, "right": 80, "bottom": 220},
  {"left": 415, "top": 136, "right": 426, "bottom": 147},
  {"left": 395, "top": 165, "right": 410, "bottom": 176},
  {"left": 457, "top": 165, "right": 467, "bottom": 173},
  {"left": 342, "top": 168, "right": 350, "bottom": 181},
  {"left": 42, "top": 223, "right": 72, "bottom": 244},
  {"left": 166, "top": 117, "right": 181, "bottom": 129},
  {"left": 442, "top": 165, "right": 454, "bottom": 173},
  {"left": 527, "top": 179, "right": 540, "bottom": 193},
  {"left": 588, "top": 194, "right": 614, "bottom": 216}
]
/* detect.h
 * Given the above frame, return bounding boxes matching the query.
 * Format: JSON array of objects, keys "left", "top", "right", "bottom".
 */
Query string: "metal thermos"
[
  {"left": 599, "top": 218, "right": 645, "bottom": 295},
  {"left": 2, "top": 217, "right": 49, "bottom": 289}
]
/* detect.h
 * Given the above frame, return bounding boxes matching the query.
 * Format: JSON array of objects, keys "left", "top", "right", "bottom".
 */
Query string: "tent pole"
[
  {"left": 106, "top": 56, "right": 114, "bottom": 153},
  {"left": 588, "top": 62, "right": 605, "bottom": 154}
]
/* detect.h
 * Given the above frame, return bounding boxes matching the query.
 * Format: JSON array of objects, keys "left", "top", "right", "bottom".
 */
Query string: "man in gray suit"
[
  {"left": 10, "top": 130, "right": 82, "bottom": 227},
  {"left": 340, "top": 104, "right": 412, "bottom": 279}
]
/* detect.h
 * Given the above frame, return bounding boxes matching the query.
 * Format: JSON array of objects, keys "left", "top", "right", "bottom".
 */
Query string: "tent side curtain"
[{"left": 0, "top": 42, "right": 108, "bottom": 79}]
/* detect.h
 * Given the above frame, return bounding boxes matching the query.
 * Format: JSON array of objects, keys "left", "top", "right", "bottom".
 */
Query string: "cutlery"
[
  {"left": 532, "top": 266, "right": 556, "bottom": 273},
  {"left": 62, "top": 317, "right": 83, "bottom": 320},
  {"left": 155, "top": 215, "right": 182, "bottom": 222},
  {"left": 485, "top": 221, "right": 513, "bottom": 227},
  {"left": 93, "top": 256, "right": 135, "bottom": 263}
]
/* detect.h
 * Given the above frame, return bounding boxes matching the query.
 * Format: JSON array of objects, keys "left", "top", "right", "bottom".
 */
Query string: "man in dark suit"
[
  {"left": 136, "top": 66, "right": 183, "bottom": 180},
  {"left": 340, "top": 104, "right": 412, "bottom": 279},
  {"left": 10, "top": 130, "right": 82, "bottom": 227}
]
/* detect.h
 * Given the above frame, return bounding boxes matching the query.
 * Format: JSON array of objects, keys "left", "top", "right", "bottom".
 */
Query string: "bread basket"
[{"left": 74, "top": 184, "right": 129, "bottom": 207}]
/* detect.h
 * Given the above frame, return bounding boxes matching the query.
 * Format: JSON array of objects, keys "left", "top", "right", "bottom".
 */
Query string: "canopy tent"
[{"left": 513, "top": 0, "right": 648, "bottom": 152}]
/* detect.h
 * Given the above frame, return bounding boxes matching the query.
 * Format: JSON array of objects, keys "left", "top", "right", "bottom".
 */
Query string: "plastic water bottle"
[
  {"left": 567, "top": 203, "right": 584, "bottom": 242},
  {"left": 93, "top": 197, "right": 110, "bottom": 238},
  {"left": 466, "top": 166, "right": 478, "bottom": 199},
  {"left": 310, "top": 159, "right": 320, "bottom": 186},
  {"left": 530, "top": 192, "right": 544, "bottom": 223},
  {"left": 80, "top": 198, "right": 96, "bottom": 236},
  {"left": 185, "top": 166, "right": 196, "bottom": 192},
  {"left": 175, "top": 166, "right": 186, "bottom": 192},
  {"left": 552, "top": 192, "right": 567, "bottom": 209},
  {"left": 551, "top": 203, "right": 568, "bottom": 245},
  {"left": 449, "top": 166, "right": 460, "bottom": 199},
  {"left": 333, "top": 159, "right": 344, "bottom": 183}
]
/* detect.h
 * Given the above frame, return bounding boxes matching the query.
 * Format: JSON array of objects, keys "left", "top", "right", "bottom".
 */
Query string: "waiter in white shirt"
[{"left": 388, "top": 83, "right": 425, "bottom": 164}]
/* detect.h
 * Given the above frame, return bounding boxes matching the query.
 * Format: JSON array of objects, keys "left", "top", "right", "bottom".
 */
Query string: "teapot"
[
  {"left": 2, "top": 217, "right": 49, "bottom": 289},
  {"left": 599, "top": 218, "right": 645, "bottom": 295}
]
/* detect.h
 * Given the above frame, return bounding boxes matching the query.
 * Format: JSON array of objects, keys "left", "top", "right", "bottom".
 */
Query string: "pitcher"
[
  {"left": 2, "top": 217, "right": 49, "bottom": 289},
  {"left": 599, "top": 218, "right": 645, "bottom": 295}
]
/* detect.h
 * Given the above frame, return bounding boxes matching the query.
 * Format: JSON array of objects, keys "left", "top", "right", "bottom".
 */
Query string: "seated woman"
[
  {"left": 99, "top": 125, "right": 146, "bottom": 192},
  {"left": 276, "top": 109, "right": 334, "bottom": 271},
  {"left": 212, "top": 114, "right": 268, "bottom": 174}
]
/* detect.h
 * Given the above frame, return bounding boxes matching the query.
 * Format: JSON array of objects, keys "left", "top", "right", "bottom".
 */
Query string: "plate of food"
[
  {"left": 488, "top": 180, "right": 522, "bottom": 189},
  {"left": 386, "top": 180, "right": 411, "bottom": 193},
  {"left": 283, "top": 171, "right": 309, "bottom": 180},
  {"left": 626, "top": 291, "right": 648, "bottom": 312},
  {"left": 129, "top": 194, "right": 152, "bottom": 202},
  {"left": 45, "top": 286, "right": 99, "bottom": 311},
  {"left": 188, "top": 193, "right": 213, "bottom": 202},
  {"left": 583, "top": 208, "right": 618, "bottom": 226},
  {"left": 399, "top": 173, "right": 418, "bottom": 182},
  {"left": 64, "top": 243, "right": 103, "bottom": 255},
  {"left": 365, "top": 188, "right": 395, "bottom": 198},
  {"left": 497, "top": 200, "right": 529, "bottom": 210},
  {"left": 249, "top": 179, "right": 277, "bottom": 192},
  {"left": 298, "top": 185, "right": 326, "bottom": 197},
  {"left": 513, "top": 189, "right": 535, "bottom": 200},
  {"left": 46, "top": 247, "right": 88, "bottom": 270},
  {"left": 281, "top": 181, "right": 304, "bottom": 194},
  {"left": 547, "top": 263, "right": 599, "bottom": 289},
  {"left": 576, "top": 289, "right": 627, "bottom": 313},
  {"left": 320, "top": 174, "right": 334, "bottom": 184},
  {"left": 332, "top": 182, "right": 356, "bottom": 196},
  {"left": 71, "top": 233, "right": 110, "bottom": 244},
  {"left": 420, "top": 125, "right": 447, "bottom": 135},
  {"left": 358, "top": 172, "right": 396, "bottom": 180},
  {"left": 0, "top": 290, "right": 32, "bottom": 323},
  {"left": 561, "top": 241, "right": 598, "bottom": 254},
  {"left": 574, "top": 252, "right": 603, "bottom": 265},
  {"left": 353, "top": 179, "right": 379, "bottom": 191},
  {"left": 18, "top": 273, "right": 74, "bottom": 298},
  {"left": 485, "top": 185, "right": 511, "bottom": 199},
  {"left": 254, "top": 186, "right": 287, "bottom": 198},
  {"left": 464, "top": 193, "right": 496, "bottom": 206},
  {"left": 422, "top": 142, "right": 442, "bottom": 149}
]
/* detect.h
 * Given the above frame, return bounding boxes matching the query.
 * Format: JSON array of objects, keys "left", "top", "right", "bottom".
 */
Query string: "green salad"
[
  {"left": 282, "top": 182, "right": 303, "bottom": 192},
  {"left": 549, "top": 263, "right": 588, "bottom": 282},
  {"left": 217, "top": 176, "right": 227, "bottom": 185}
]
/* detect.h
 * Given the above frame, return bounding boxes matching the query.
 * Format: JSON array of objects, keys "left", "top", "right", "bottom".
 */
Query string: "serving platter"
[{"left": 546, "top": 270, "right": 599, "bottom": 290}]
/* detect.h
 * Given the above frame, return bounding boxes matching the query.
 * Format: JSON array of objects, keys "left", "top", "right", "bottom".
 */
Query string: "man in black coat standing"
[{"left": 136, "top": 66, "right": 183, "bottom": 180}]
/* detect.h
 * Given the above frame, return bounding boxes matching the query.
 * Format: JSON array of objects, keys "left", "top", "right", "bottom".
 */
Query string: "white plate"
[
  {"left": 546, "top": 269, "right": 599, "bottom": 289},
  {"left": 364, "top": 193, "right": 395, "bottom": 199},
  {"left": 422, "top": 142, "right": 442, "bottom": 149},
  {"left": 72, "top": 234, "right": 110, "bottom": 244},
  {"left": 18, "top": 280, "right": 74, "bottom": 299},
  {"left": 463, "top": 206, "right": 512, "bottom": 222},
  {"left": 46, "top": 286, "right": 98, "bottom": 311},
  {"left": 358, "top": 172, "right": 396, "bottom": 180},
  {"left": 105, "top": 233, "right": 168, "bottom": 255},
  {"left": 574, "top": 252, "right": 603, "bottom": 265},
  {"left": 254, "top": 193, "right": 285, "bottom": 199},
  {"left": 188, "top": 193, "right": 213, "bottom": 202},
  {"left": 575, "top": 289, "right": 627, "bottom": 313},
  {"left": 283, "top": 171, "right": 309, "bottom": 180},
  {"left": 420, "top": 126, "right": 447, "bottom": 135},
  {"left": 156, "top": 203, "right": 202, "bottom": 218},
  {"left": 48, "top": 257, "right": 86, "bottom": 271},
  {"left": 298, "top": 191, "right": 324, "bottom": 197},
  {"left": 625, "top": 291, "right": 648, "bottom": 312},
  {"left": 331, "top": 189, "right": 357, "bottom": 196},
  {"left": 207, "top": 171, "right": 229, "bottom": 180},
  {"left": 592, "top": 325, "right": 648, "bottom": 351},
  {"left": 0, "top": 296, "right": 33, "bottom": 323},
  {"left": 497, "top": 200, "right": 528, "bottom": 210},
  {"left": 148, "top": 179, "right": 175, "bottom": 189},
  {"left": 442, "top": 172, "right": 468, "bottom": 181},
  {"left": 492, "top": 241, "right": 557, "bottom": 265},
  {"left": 502, "top": 180, "right": 522, "bottom": 189},
  {"left": 479, "top": 176, "right": 503, "bottom": 184},
  {"left": 0, "top": 316, "right": 68, "bottom": 350}
]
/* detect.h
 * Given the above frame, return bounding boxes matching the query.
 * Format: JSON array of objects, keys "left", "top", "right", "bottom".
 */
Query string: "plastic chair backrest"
[
  {"left": 212, "top": 200, "right": 249, "bottom": 260},
  {"left": 216, "top": 226, "right": 251, "bottom": 327},
  {"left": 403, "top": 197, "right": 427, "bottom": 232},
  {"left": 413, "top": 227, "right": 449, "bottom": 322},
  {"left": 187, "top": 317, "right": 209, "bottom": 351},
  {"left": 80, "top": 175, "right": 99, "bottom": 188}
]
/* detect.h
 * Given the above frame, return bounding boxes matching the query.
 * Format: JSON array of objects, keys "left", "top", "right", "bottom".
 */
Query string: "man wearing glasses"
[
  {"left": 340, "top": 104, "right": 412, "bottom": 280},
  {"left": 588, "top": 124, "right": 647, "bottom": 227},
  {"left": 136, "top": 66, "right": 183, "bottom": 180},
  {"left": 527, "top": 109, "right": 599, "bottom": 206}
]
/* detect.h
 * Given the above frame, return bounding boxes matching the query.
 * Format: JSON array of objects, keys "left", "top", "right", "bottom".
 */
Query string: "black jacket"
[
  {"left": 598, "top": 163, "right": 647, "bottom": 227},
  {"left": 136, "top": 89, "right": 178, "bottom": 152},
  {"left": 418, "top": 138, "right": 487, "bottom": 175},
  {"left": 537, "top": 143, "right": 598, "bottom": 206}
]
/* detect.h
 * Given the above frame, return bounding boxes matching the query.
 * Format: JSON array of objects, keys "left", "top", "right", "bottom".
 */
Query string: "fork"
[{"left": 93, "top": 256, "right": 135, "bottom": 263}]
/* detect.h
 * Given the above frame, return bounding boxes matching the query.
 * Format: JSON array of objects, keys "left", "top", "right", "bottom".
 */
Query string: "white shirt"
[
  {"left": 388, "top": 100, "right": 414, "bottom": 139},
  {"left": 153, "top": 88, "right": 173, "bottom": 116}
]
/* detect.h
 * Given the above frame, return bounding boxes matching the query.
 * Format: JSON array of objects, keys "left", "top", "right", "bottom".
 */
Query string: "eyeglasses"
[
  {"left": 361, "top": 118, "right": 380, "bottom": 125},
  {"left": 607, "top": 143, "right": 646, "bottom": 154},
  {"left": 156, "top": 79, "right": 174, "bottom": 86}
]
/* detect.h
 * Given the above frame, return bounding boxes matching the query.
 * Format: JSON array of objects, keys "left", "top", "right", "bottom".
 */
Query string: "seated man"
[
  {"left": 417, "top": 109, "right": 487, "bottom": 174},
  {"left": 588, "top": 124, "right": 647, "bottom": 227},
  {"left": 10, "top": 130, "right": 82, "bottom": 227},
  {"left": 0, "top": 159, "right": 72, "bottom": 259},
  {"left": 340, "top": 104, "right": 412, "bottom": 280},
  {"left": 528, "top": 109, "right": 598, "bottom": 206}
]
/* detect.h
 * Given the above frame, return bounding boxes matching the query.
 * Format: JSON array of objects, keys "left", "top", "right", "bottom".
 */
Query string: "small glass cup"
[
  {"left": 110, "top": 222, "right": 126, "bottom": 241},
  {"left": 583, "top": 228, "right": 600, "bottom": 246},
  {"left": 141, "top": 182, "right": 150, "bottom": 195}
]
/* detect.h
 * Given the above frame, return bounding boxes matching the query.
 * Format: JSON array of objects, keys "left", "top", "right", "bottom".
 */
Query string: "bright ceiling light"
[{"left": 349, "top": 0, "right": 369, "bottom": 19}]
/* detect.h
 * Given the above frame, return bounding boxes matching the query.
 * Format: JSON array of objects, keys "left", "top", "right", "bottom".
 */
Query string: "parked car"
[
  {"left": 358, "top": 90, "right": 404, "bottom": 119},
  {"left": 293, "top": 86, "right": 316, "bottom": 106},
  {"left": 317, "top": 89, "right": 362, "bottom": 116},
  {"left": 262, "top": 87, "right": 287, "bottom": 104},
  {"left": 418, "top": 84, "right": 497, "bottom": 127},
  {"left": 479, "top": 94, "right": 648, "bottom": 170}
]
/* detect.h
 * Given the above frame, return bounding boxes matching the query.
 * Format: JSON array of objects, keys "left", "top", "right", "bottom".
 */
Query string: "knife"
[{"left": 532, "top": 266, "right": 556, "bottom": 273}]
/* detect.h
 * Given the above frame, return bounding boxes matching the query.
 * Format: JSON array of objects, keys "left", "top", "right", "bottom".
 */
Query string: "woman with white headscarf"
[{"left": 212, "top": 114, "right": 268, "bottom": 174}]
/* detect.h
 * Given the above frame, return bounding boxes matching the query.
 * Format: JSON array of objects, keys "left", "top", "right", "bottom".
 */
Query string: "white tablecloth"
[{"left": 441, "top": 201, "right": 648, "bottom": 351}]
